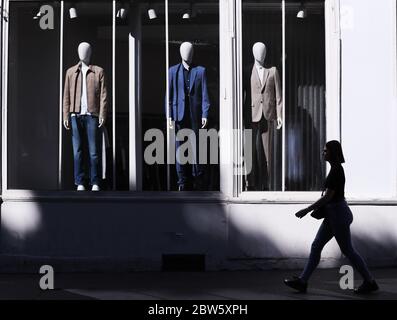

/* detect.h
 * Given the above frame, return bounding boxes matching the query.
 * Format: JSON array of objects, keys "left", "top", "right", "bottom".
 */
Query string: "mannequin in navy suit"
[{"left": 166, "top": 42, "right": 210, "bottom": 191}]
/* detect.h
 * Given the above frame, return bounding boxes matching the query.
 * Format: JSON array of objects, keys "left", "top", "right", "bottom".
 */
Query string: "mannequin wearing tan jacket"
[
  {"left": 244, "top": 42, "right": 283, "bottom": 191},
  {"left": 63, "top": 42, "right": 108, "bottom": 191}
]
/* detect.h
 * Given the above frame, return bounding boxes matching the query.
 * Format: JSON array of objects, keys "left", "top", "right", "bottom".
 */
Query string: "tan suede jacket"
[{"left": 63, "top": 62, "right": 108, "bottom": 121}]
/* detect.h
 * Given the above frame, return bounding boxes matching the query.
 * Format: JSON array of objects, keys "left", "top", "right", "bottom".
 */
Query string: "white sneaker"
[
  {"left": 92, "top": 184, "right": 100, "bottom": 192},
  {"left": 77, "top": 185, "right": 86, "bottom": 191}
]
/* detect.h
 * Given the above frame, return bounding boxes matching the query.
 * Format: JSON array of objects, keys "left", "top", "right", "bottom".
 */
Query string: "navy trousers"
[{"left": 175, "top": 101, "right": 204, "bottom": 188}]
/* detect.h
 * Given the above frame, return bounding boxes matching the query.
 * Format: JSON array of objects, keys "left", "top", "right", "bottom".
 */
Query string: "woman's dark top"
[{"left": 324, "top": 163, "right": 345, "bottom": 203}]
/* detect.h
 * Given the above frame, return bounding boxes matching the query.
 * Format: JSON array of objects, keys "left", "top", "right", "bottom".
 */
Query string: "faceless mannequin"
[
  {"left": 168, "top": 42, "right": 207, "bottom": 130},
  {"left": 252, "top": 42, "right": 282, "bottom": 129},
  {"left": 63, "top": 41, "right": 108, "bottom": 192},
  {"left": 180, "top": 41, "right": 194, "bottom": 68},
  {"left": 252, "top": 42, "right": 266, "bottom": 68},
  {"left": 63, "top": 42, "right": 105, "bottom": 130},
  {"left": 78, "top": 42, "right": 92, "bottom": 65}
]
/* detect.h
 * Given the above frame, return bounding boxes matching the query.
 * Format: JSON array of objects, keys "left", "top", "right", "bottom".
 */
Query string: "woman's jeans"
[
  {"left": 71, "top": 115, "right": 100, "bottom": 186},
  {"left": 300, "top": 200, "right": 373, "bottom": 282}
]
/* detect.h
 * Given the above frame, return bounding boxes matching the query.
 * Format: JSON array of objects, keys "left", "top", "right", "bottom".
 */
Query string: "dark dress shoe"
[
  {"left": 284, "top": 276, "right": 307, "bottom": 293},
  {"left": 354, "top": 280, "right": 379, "bottom": 294}
]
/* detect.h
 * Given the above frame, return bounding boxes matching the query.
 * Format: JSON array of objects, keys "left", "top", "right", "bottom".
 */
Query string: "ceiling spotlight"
[
  {"left": 182, "top": 2, "right": 194, "bottom": 20},
  {"left": 117, "top": 8, "right": 127, "bottom": 19},
  {"left": 69, "top": 7, "right": 78, "bottom": 19},
  {"left": 33, "top": 10, "right": 44, "bottom": 20},
  {"left": 148, "top": 8, "right": 157, "bottom": 20},
  {"left": 297, "top": 9, "right": 307, "bottom": 19},
  {"left": 296, "top": 3, "right": 307, "bottom": 19}
]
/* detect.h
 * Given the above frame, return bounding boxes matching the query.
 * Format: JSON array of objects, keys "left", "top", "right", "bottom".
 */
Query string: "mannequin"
[
  {"left": 63, "top": 42, "right": 108, "bottom": 191},
  {"left": 166, "top": 42, "right": 210, "bottom": 191},
  {"left": 244, "top": 42, "right": 282, "bottom": 191},
  {"left": 168, "top": 42, "right": 208, "bottom": 130},
  {"left": 252, "top": 42, "right": 282, "bottom": 129}
]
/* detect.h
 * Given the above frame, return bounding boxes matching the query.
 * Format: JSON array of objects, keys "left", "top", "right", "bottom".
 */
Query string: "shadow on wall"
[
  {"left": 351, "top": 234, "right": 397, "bottom": 268},
  {"left": 1, "top": 196, "right": 397, "bottom": 273},
  {"left": 0, "top": 196, "right": 282, "bottom": 272}
]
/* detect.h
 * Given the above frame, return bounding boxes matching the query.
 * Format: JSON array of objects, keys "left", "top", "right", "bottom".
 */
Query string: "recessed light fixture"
[
  {"left": 117, "top": 8, "right": 127, "bottom": 19},
  {"left": 297, "top": 2, "right": 307, "bottom": 19},
  {"left": 69, "top": 7, "right": 78, "bottom": 19},
  {"left": 148, "top": 8, "right": 157, "bottom": 20},
  {"left": 182, "top": 2, "right": 194, "bottom": 20},
  {"left": 33, "top": 10, "right": 43, "bottom": 20},
  {"left": 148, "top": 2, "right": 157, "bottom": 20}
]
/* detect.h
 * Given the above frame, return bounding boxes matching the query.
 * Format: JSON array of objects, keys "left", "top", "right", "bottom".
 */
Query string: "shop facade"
[{"left": 0, "top": 0, "right": 396, "bottom": 272}]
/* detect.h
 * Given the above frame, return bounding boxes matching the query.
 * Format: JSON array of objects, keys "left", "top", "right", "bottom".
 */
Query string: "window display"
[
  {"left": 142, "top": 0, "right": 220, "bottom": 191},
  {"left": 243, "top": 42, "right": 282, "bottom": 191},
  {"left": 62, "top": 1, "right": 113, "bottom": 190},
  {"left": 62, "top": 42, "right": 108, "bottom": 191},
  {"left": 166, "top": 42, "right": 211, "bottom": 191},
  {"left": 4, "top": 0, "right": 325, "bottom": 195},
  {"left": 242, "top": 0, "right": 283, "bottom": 191},
  {"left": 241, "top": 0, "right": 326, "bottom": 192}
]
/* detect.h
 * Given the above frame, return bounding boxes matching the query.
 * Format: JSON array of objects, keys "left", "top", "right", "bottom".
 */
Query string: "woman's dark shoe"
[
  {"left": 354, "top": 280, "right": 379, "bottom": 294},
  {"left": 284, "top": 276, "right": 307, "bottom": 293}
]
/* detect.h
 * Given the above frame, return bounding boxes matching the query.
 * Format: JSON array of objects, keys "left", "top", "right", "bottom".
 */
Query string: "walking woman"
[{"left": 284, "top": 140, "right": 378, "bottom": 294}]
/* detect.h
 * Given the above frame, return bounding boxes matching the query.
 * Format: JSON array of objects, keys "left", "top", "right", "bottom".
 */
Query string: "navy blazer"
[{"left": 166, "top": 63, "right": 210, "bottom": 124}]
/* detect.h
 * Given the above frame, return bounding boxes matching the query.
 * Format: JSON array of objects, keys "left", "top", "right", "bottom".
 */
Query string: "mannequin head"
[
  {"left": 180, "top": 42, "right": 194, "bottom": 65},
  {"left": 78, "top": 42, "right": 92, "bottom": 65},
  {"left": 252, "top": 42, "right": 267, "bottom": 65}
]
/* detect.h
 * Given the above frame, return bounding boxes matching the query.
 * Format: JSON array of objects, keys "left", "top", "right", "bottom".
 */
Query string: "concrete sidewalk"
[{"left": 0, "top": 268, "right": 396, "bottom": 300}]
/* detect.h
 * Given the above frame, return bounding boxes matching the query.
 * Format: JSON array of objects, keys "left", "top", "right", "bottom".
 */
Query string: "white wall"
[
  {"left": 341, "top": 0, "right": 397, "bottom": 199},
  {"left": 2, "top": 200, "right": 396, "bottom": 272}
]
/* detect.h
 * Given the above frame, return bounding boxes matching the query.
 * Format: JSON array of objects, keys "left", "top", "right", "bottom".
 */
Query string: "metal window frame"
[{"left": 1, "top": 0, "right": 9, "bottom": 194}]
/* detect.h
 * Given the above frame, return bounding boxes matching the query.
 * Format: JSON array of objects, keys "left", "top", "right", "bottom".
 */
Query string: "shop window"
[
  {"left": 62, "top": 1, "right": 114, "bottom": 190},
  {"left": 7, "top": 1, "right": 60, "bottom": 190},
  {"left": 5, "top": 0, "right": 220, "bottom": 192},
  {"left": 142, "top": 0, "right": 220, "bottom": 191},
  {"left": 240, "top": 0, "right": 326, "bottom": 193}
]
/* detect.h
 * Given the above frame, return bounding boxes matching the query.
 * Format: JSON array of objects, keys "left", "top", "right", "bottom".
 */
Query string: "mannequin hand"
[
  {"left": 277, "top": 117, "right": 283, "bottom": 130},
  {"left": 168, "top": 118, "right": 174, "bottom": 130},
  {"left": 63, "top": 120, "right": 70, "bottom": 130},
  {"left": 295, "top": 208, "right": 310, "bottom": 219},
  {"left": 201, "top": 118, "right": 208, "bottom": 129},
  {"left": 98, "top": 118, "right": 105, "bottom": 128}
]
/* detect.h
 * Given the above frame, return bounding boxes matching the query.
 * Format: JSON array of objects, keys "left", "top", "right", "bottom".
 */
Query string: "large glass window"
[
  {"left": 7, "top": 1, "right": 60, "bottom": 190},
  {"left": 62, "top": 1, "right": 113, "bottom": 190},
  {"left": 241, "top": 0, "right": 283, "bottom": 192},
  {"left": 285, "top": 0, "right": 326, "bottom": 191},
  {"left": 240, "top": 0, "right": 326, "bottom": 193},
  {"left": 141, "top": 0, "right": 166, "bottom": 191},
  {"left": 5, "top": 0, "right": 220, "bottom": 193},
  {"left": 5, "top": 0, "right": 325, "bottom": 195},
  {"left": 142, "top": 0, "right": 220, "bottom": 191},
  {"left": 115, "top": 0, "right": 131, "bottom": 190}
]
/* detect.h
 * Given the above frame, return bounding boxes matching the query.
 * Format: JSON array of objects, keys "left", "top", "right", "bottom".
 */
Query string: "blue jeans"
[
  {"left": 175, "top": 115, "right": 204, "bottom": 188},
  {"left": 71, "top": 115, "right": 100, "bottom": 186},
  {"left": 300, "top": 200, "right": 373, "bottom": 282}
]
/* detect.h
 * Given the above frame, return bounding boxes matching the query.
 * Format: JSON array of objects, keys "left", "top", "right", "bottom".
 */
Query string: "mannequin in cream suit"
[{"left": 244, "top": 42, "right": 282, "bottom": 191}]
